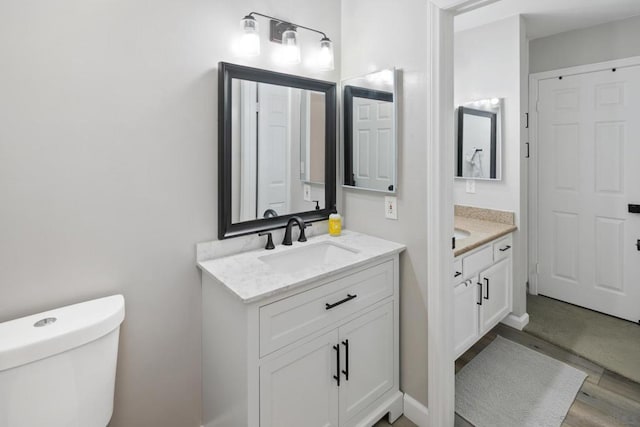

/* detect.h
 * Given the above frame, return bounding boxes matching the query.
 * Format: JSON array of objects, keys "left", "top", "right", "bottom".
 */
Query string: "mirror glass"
[
  {"left": 342, "top": 69, "right": 397, "bottom": 193},
  {"left": 218, "top": 62, "right": 336, "bottom": 239},
  {"left": 230, "top": 80, "right": 326, "bottom": 222},
  {"left": 456, "top": 98, "right": 503, "bottom": 180}
]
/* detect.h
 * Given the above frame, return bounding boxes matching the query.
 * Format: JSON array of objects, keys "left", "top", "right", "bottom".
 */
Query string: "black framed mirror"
[
  {"left": 456, "top": 104, "right": 500, "bottom": 180},
  {"left": 218, "top": 62, "right": 337, "bottom": 239}
]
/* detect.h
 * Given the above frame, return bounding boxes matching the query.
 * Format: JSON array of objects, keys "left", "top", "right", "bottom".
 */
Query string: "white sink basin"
[
  {"left": 259, "top": 241, "right": 360, "bottom": 274},
  {"left": 454, "top": 228, "right": 471, "bottom": 240}
]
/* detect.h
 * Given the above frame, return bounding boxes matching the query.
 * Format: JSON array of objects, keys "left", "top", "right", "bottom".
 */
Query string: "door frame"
[
  {"left": 527, "top": 55, "right": 640, "bottom": 295},
  {"left": 426, "top": 3, "right": 455, "bottom": 427}
]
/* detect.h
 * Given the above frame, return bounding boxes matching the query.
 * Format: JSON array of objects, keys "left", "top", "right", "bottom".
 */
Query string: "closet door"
[{"left": 537, "top": 65, "right": 640, "bottom": 321}]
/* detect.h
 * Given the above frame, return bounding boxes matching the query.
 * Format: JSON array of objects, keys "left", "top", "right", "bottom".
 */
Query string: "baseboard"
[
  {"left": 403, "top": 394, "right": 429, "bottom": 427},
  {"left": 500, "top": 312, "right": 529, "bottom": 330}
]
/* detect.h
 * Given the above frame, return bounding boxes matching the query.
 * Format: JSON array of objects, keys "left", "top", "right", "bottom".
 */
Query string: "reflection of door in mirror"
[
  {"left": 344, "top": 87, "right": 394, "bottom": 192},
  {"left": 231, "top": 79, "right": 326, "bottom": 224}
]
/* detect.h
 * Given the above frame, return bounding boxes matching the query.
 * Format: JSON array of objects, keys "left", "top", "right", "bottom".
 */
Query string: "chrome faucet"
[{"left": 282, "top": 216, "right": 307, "bottom": 245}]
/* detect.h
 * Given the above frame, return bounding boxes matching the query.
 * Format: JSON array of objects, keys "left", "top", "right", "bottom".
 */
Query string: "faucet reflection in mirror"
[{"left": 238, "top": 12, "right": 334, "bottom": 71}]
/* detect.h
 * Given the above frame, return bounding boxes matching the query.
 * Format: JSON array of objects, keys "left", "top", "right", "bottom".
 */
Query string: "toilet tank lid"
[{"left": 0, "top": 295, "right": 125, "bottom": 372}]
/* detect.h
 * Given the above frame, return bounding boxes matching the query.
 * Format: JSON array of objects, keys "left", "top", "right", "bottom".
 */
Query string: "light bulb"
[
  {"left": 239, "top": 15, "right": 260, "bottom": 57},
  {"left": 490, "top": 98, "right": 500, "bottom": 105},
  {"left": 280, "top": 28, "right": 301, "bottom": 65},
  {"left": 318, "top": 37, "right": 334, "bottom": 71}
]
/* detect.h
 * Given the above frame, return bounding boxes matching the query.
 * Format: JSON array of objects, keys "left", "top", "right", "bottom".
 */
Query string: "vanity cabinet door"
[
  {"left": 453, "top": 278, "right": 480, "bottom": 359},
  {"left": 260, "top": 330, "right": 340, "bottom": 427},
  {"left": 479, "top": 258, "right": 511, "bottom": 334},
  {"left": 338, "top": 303, "right": 394, "bottom": 425}
]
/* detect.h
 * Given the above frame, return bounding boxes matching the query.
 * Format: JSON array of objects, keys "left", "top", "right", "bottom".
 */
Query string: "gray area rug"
[
  {"left": 456, "top": 336, "right": 587, "bottom": 427},
  {"left": 526, "top": 294, "right": 640, "bottom": 383}
]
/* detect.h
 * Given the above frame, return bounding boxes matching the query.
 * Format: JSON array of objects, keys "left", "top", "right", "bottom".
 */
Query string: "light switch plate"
[
  {"left": 303, "top": 184, "right": 311, "bottom": 201},
  {"left": 466, "top": 179, "right": 476, "bottom": 193},
  {"left": 385, "top": 196, "right": 398, "bottom": 220}
]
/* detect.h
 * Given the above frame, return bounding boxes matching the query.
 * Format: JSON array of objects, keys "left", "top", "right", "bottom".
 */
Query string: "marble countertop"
[
  {"left": 198, "top": 230, "right": 406, "bottom": 304},
  {"left": 454, "top": 216, "right": 517, "bottom": 257}
]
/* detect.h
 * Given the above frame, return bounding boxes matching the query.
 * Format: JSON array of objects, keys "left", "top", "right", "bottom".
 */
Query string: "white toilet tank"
[{"left": 0, "top": 295, "right": 125, "bottom": 427}]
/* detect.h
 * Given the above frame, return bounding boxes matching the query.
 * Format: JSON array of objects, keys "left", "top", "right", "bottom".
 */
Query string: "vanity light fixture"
[
  {"left": 239, "top": 15, "right": 260, "bottom": 57},
  {"left": 238, "top": 12, "right": 334, "bottom": 71}
]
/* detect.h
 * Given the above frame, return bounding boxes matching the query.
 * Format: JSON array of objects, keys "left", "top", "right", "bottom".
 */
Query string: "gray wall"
[
  {"left": 0, "top": 1, "right": 340, "bottom": 426},
  {"left": 341, "top": 0, "right": 430, "bottom": 406},
  {"left": 530, "top": 15, "right": 640, "bottom": 73}
]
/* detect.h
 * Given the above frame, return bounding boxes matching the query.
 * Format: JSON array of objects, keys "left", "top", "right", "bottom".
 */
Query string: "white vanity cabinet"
[
  {"left": 201, "top": 254, "right": 402, "bottom": 427},
  {"left": 453, "top": 234, "right": 513, "bottom": 359}
]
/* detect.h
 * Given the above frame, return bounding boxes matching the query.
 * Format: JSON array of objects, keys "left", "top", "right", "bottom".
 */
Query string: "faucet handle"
[
  {"left": 258, "top": 232, "right": 275, "bottom": 250},
  {"left": 298, "top": 222, "right": 308, "bottom": 243}
]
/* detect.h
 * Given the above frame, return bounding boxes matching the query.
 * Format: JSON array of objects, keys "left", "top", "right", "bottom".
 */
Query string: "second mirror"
[{"left": 342, "top": 68, "right": 398, "bottom": 193}]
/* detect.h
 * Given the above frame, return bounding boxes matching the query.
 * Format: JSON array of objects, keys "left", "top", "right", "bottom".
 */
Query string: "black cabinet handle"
[
  {"left": 341, "top": 340, "right": 349, "bottom": 381},
  {"left": 325, "top": 294, "right": 357, "bottom": 310},
  {"left": 499, "top": 245, "right": 512, "bottom": 252},
  {"left": 477, "top": 282, "right": 483, "bottom": 306},
  {"left": 333, "top": 344, "right": 340, "bottom": 386},
  {"left": 484, "top": 277, "right": 490, "bottom": 300},
  {"left": 454, "top": 271, "right": 462, "bottom": 277}
]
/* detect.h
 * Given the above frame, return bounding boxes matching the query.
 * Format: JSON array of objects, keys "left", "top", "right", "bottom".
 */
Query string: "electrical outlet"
[
  {"left": 466, "top": 179, "right": 476, "bottom": 194},
  {"left": 303, "top": 184, "right": 311, "bottom": 201},
  {"left": 385, "top": 196, "right": 398, "bottom": 220}
]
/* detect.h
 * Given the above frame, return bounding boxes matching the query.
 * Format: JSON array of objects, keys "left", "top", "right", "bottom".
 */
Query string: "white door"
[
  {"left": 260, "top": 330, "right": 339, "bottom": 427},
  {"left": 453, "top": 278, "right": 480, "bottom": 359},
  {"left": 479, "top": 258, "right": 511, "bottom": 333},
  {"left": 352, "top": 97, "right": 394, "bottom": 192},
  {"left": 257, "top": 83, "right": 291, "bottom": 218},
  {"left": 537, "top": 65, "right": 640, "bottom": 322},
  {"left": 338, "top": 303, "right": 394, "bottom": 425}
]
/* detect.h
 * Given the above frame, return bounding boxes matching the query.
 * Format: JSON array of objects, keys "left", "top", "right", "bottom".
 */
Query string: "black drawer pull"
[
  {"left": 484, "top": 277, "right": 490, "bottom": 300},
  {"left": 341, "top": 340, "right": 349, "bottom": 381},
  {"left": 454, "top": 271, "right": 462, "bottom": 277},
  {"left": 333, "top": 344, "right": 340, "bottom": 386},
  {"left": 477, "top": 282, "right": 483, "bottom": 306},
  {"left": 325, "top": 294, "right": 357, "bottom": 310},
  {"left": 499, "top": 245, "right": 511, "bottom": 252}
]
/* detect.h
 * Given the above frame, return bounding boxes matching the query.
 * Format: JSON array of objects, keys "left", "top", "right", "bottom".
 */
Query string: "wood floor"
[
  {"left": 374, "top": 323, "right": 640, "bottom": 426},
  {"left": 455, "top": 323, "right": 640, "bottom": 427}
]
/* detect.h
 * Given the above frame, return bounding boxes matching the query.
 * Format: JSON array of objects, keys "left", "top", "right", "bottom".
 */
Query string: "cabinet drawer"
[
  {"left": 453, "top": 258, "right": 463, "bottom": 283},
  {"left": 462, "top": 246, "right": 493, "bottom": 280},
  {"left": 493, "top": 235, "right": 513, "bottom": 262},
  {"left": 259, "top": 260, "right": 394, "bottom": 357}
]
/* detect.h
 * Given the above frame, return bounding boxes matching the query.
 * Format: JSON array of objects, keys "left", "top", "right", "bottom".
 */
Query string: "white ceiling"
[{"left": 454, "top": 0, "right": 640, "bottom": 40}]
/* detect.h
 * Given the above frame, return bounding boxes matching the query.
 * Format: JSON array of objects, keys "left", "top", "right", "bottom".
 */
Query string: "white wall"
[
  {"left": 341, "top": 0, "right": 431, "bottom": 406},
  {"left": 454, "top": 16, "right": 528, "bottom": 316},
  {"left": 0, "top": 1, "right": 340, "bottom": 426},
  {"left": 530, "top": 15, "right": 640, "bottom": 73}
]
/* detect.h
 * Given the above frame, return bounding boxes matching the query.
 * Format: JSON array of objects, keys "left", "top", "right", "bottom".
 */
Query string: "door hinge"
[
  {"left": 255, "top": 102, "right": 260, "bottom": 113},
  {"left": 535, "top": 100, "right": 540, "bottom": 112},
  {"left": 525, "top": 142, "right": 530, "bottom": 159},
  {"left": 525, "top": 113, "right": 529, "bottom": 129},
  {"left": 535, "top": 263, "right": 540, "bottom": 274}
]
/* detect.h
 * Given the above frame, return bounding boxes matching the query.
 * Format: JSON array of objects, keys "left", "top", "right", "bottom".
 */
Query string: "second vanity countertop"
[
  {"left": 454, "top": 206, "right": 517, "bottom": 257},
  {"left": 198, "top": 230, "right": 406, "bottom": 304}
]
